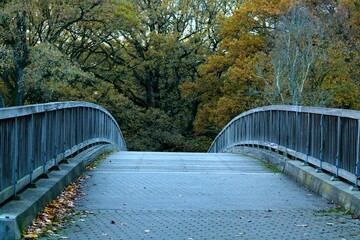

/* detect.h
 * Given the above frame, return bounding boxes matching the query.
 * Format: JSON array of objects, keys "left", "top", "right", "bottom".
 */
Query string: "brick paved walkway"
[{"left": 53, "top": 152, "right": 360, "bottom": 239}]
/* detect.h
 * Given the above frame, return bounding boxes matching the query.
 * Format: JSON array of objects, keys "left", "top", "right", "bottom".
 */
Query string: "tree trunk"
[
  {"left": 14, "top": 11, "right": 28, "bottom": 106},
  {"left": 15, "top": 64, "right": 25, "bottom": 106},
  {"left": 153, "top": 67, "right": 160, "bottom": 109},
  {"left": 145, "top": 67, "right": 153, "bottom": 108},
  {"left": 0, "top": 94, "right": 4, "bottom": 108}
]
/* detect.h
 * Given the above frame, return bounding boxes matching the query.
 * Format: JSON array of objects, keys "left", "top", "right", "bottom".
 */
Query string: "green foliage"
[
  {"left": 24, "top": 43, "right": 95, "bottom": 103},
  {"left": 315, "top": 205, "right": 353, "bottom": 217},
  {"left": 0, "top": 0, "right": 358, "bottom": 151}
]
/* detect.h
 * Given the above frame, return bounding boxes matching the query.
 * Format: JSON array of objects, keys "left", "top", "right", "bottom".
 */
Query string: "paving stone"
[
  {"left": 51, "top": 152, "right": 360, "bottom": 239},
  {"left": 58, "top": 209, "right": 360, "bottom": 240}
]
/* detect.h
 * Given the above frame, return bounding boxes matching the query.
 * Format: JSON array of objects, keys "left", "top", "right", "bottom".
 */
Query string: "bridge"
[{"left": 1, "top": 102, "right": 360, "bottom": 239}]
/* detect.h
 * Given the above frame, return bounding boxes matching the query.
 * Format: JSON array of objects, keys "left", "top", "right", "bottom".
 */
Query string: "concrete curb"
[
  {"left": 0, "top": 144, "right": 119, "bottom": 240},
  {"left": 231, "top": 146, "right": 360, "bottom": 215}
]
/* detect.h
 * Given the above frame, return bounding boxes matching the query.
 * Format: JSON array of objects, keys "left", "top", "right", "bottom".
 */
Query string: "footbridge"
[{"left": 1, "top": 102, "right": 360, "bottom": 239}]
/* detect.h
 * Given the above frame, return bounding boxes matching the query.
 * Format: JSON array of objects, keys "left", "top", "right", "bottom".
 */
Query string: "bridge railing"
[
  {"left": 0, "top": 101, "right": 126, "bottom": 204},
  {"left": 208, "top": 105, "right": 360, "bottom": 188}
]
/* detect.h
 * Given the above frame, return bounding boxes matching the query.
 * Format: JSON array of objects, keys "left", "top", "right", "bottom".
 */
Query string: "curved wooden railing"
[
  {"left": 0, "top": 102, "right": 126, "bottom": 204},
  {"left": 208, "top": 105, "right": 360, "bottom": 188}
]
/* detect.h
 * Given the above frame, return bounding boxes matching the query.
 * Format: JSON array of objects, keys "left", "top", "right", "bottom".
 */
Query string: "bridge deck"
[{"left": 55, "top": 152, "right": 359, "bottom": 239}]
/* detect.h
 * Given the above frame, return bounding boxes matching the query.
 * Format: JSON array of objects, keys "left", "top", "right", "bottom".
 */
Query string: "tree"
[
  {"left": 0, "top": 5, "right": 28, "bottom": 106},
  {"left": 0, "top": 0, "right": 243, "bottom": 151},
  {"left": 0, "top": 0, "right": 104, "bottom": 106},
  {"left": 187, "top": 0, "right": 290, "bottom": 137},
  {"left": 258, "top": 3, "right": 316, "bottom": 105},
  {"left": 302, "top": 0, "right": 360, "bottom": 109},
  {"left": 191, "top": 0, "right": 359, "bottom": 144},
  {"left": 80, "top": 0, "right": 243, "bottom": 151},
  {"left": 23, "top": 43, "right": 95, "bottom": 103},
  {"left": 0, "top": 94, "right": 3, "bottom": 107}
]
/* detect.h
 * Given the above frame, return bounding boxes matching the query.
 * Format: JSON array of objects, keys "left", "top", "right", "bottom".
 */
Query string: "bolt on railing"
[
  {"left": 208, "top": 105, "right": 360, "bottom": 189},
  {"left": 0, "top": 101, "right": 126, "bottom": 205}
]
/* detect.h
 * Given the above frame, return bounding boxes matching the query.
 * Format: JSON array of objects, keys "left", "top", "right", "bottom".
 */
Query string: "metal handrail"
[
  {"left": 0, "top": 101, "right": 126, "bottom": 204},
  {"left": 208, "top": 105, "right": 360, "bottom": 187}
]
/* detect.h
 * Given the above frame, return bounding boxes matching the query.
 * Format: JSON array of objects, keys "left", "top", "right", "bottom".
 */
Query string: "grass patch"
[
  {"left": 237, "top": 153, "right": 283, "bottom": 173},
  {"left": 315, "top": 205, "right": 353, "bottom": 216},
  {"left": 260, "top": 160, "right": 282, "bottom": 173}
]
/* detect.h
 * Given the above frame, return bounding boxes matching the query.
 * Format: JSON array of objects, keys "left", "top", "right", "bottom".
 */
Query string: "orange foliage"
[
  {"left": 189, "top": 0, "right": 359, "bottom": 137},
  {"left": 191, "top": 0, "right": 292, "bottom": 135}
]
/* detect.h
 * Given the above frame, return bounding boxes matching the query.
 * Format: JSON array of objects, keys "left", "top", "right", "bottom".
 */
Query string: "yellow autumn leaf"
[{"left": 23, "top": 233, "right": 39, "bottom": 239}]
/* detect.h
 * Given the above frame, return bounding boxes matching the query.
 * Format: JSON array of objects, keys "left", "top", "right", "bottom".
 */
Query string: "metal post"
[
  {"left": 234, "top": 120, "right": 239, "bottom": 145},
  {"left": 263, "top": 111, "right": 266, "bottom": 145},
  {"left": 353, "top": 119, "right": 360, "bottom": 190},
  {"left": 259, "top": 112, "right": 262, "bottom": 148},
  {"left": 257, "top": 112, "right": 260, "bottom": 148},
  {"left": 295, "top": 111, "right": 299, "bottom": 158},
  {"left": 28, "top": 114, "right": 36, "bottom": 187},
  {"left": 285, "top": 111, "right": 289, "bottom": 157},
  {"left": 234, "top": 120, "right": 237, "bottom": 145},
  {"left": 256, "top": 113, "right": 259, "bottom": 147},
  {"left": 233, "top": 123, "right": 235, "bottom": 149},
  {"left": 90, "top": 108, "right": 93, "bottom": 140},
  {"left": 269, "top": 110, "right": 272, "bottom": 148},
  {"left": 277, "top": 110, "right": 280, "bottom": 153},
  {"left": 40, "top": 112, "right": 49, "bottom": 178},
  {"left": 0, "top": 123, "right": 3, "bottom": 191},
  {"left": 52, "top": 111, "right": 61, "bottom": 170},
  {"left": 93, "top": 108, "right": 96, "bottom": 140},
  {"left": 100, "top": 110, "right": 102, "bottom": 141},
  {"left": 62, "top": 109, "right": 69, "bottom": 163},
  {"left": 316, "top": 115, "right": 324, "bottom": 172},
  {"left": 74, "top": 108, "right": 78, "bottom": 150},
  {"left": 91, "top": 107, "right": 94, "bottom": 141},
  {"left": 12, "top": 117, "right": 20, "bottom": 199},
  {"left": 252, "top": 113, "right": 255, "bottom": 147},
  {"left": 81, "top": 107, "right": 84, "bottom": 145},
  {"left": 55, "top": 111, "right": 59, "bottom": 163},
  {"left": 303, "top": 112, "right": 310, "bottom": 165},
  {"left": 331, "top": 117, "right": 342, "bottom": 180},
  {"left": 229, "top": 125, "right": 231, "bottom": 150}
]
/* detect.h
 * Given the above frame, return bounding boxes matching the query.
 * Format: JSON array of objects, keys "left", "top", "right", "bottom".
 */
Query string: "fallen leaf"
[
  {"left": 24, "top": 175, "right": 89, "bottom": 238},
  {"left": 295, "top": 224, "right": 308, "bottom": 227},
  {"left": 23, "top": 233, "right": 38, "bottom": 239}
]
